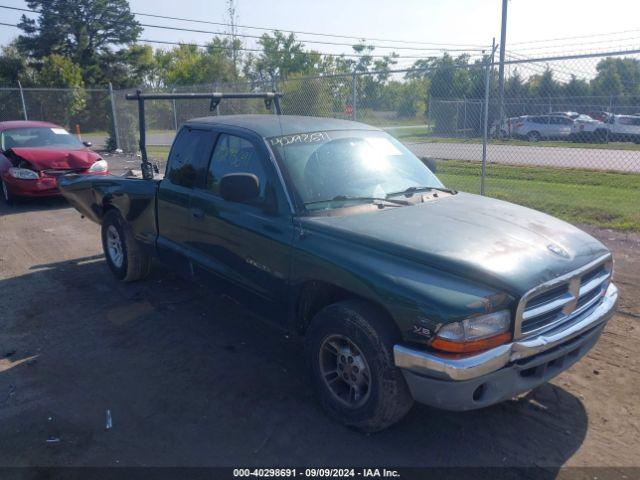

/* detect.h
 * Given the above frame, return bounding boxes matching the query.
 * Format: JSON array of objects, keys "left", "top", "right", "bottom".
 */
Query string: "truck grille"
[{"left": 517, "top": 256, "right": 612, "bottom": 338}]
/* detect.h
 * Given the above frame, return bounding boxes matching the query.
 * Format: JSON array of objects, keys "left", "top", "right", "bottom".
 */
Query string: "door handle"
[{"left": 191, "top": 208, "right": 205, "bottom": 220}]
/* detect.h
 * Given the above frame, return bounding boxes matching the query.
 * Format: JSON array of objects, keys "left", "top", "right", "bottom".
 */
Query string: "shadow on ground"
[
  {"left": 0, "top": 255, "right": 588, "bottom": 471},
  {"left": 0, "top": 196, "right": 72, "bottom": 217}
]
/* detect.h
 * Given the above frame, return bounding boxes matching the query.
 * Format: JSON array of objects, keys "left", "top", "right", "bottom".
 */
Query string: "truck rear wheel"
[
  {"left": 101, "top": 209, "right": 151, "bottom": 282},
  {"left": 306, "top": 300, "right": 414, "bottom": 432}
]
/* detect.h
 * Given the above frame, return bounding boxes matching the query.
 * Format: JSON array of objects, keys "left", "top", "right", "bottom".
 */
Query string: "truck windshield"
[{"left": 268, "top": 130, "right": 444, "bottom": 210}]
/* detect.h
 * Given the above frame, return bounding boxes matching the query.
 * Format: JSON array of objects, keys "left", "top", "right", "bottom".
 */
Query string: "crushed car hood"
[
  {"left": 301, "top": 192, "right": 609, "bottom": 295},
  {"left": 8, "top": 147, "right": 100, "bottom": 170}
]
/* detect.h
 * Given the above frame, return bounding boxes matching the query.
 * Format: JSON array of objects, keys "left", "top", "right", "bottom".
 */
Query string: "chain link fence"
[{"left": 1, "top": 49, "right": 638, "bottom": 229}]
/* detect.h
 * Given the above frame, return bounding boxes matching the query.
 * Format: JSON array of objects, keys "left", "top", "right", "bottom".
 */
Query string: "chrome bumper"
[{"left": 394, "top": 283, "right": 618, "bottom": 382}]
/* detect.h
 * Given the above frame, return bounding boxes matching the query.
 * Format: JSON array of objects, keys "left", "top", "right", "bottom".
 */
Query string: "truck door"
[
  {"left": 188, "top": 131, "right": 294, "bottom": 319},
  {"left": 156, "top": 126, "right": 217, "bottom": 273}
]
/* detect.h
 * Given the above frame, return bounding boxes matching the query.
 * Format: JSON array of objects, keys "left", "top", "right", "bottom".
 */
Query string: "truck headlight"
[
  {"left": 8, "top": 167, "right": 39, "bottom": 179},
  {"left": 431, "top": 310, "right": 511, "bottom": 354},
  {"left": 89, "top": 159, "right": 108, "bottom": 172}
]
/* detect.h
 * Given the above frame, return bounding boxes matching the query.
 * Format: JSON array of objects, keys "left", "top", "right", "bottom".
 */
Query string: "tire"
[
  {"left": 101, "top": 209, "right": 152, "bottom": 282},
  {"left": 594, "top": 129, "right": 608, "bottom": 144},
  {"left": 527, "top": 131, "right": 541, "bottom": 142},
  {"left": 305, "top": 300, "right": 414, "bottom": 432},
  {"left": 1, "top": 178, "right": 15, "bottom": 205}
]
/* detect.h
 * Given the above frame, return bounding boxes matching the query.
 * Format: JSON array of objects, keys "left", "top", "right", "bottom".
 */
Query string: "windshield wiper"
[
  {"left": 304, "top": 195, "right": 411, "bottom": 207},
  {"left": 386, "top": 186, "right": 457, "bottom": 198}
]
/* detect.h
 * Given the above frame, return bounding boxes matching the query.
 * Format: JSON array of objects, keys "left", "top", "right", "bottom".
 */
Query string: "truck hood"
[
  {"left": 301, "top": 192, "right": 609, "bottom": 295},
  {"left": 8, "top": 147, "right": 101, "bottom": 170}
]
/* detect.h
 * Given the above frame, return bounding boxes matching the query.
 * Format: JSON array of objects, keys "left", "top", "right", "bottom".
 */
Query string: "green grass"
[
  {"left": 144, "top": 144, "right": 640, "bottom": 231},
  {"left": 147, "top": 145, "right": 170, "bottom": 159},
  {"left": 438, "top": 160, "right": 640, "bottom": 231},
  {"left": 394, "top": 132, "right": 640, "bottom": 151}
]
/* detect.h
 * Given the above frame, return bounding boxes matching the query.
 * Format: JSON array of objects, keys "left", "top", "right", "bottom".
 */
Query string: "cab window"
[
  {"left": 206, "top": 134, "right": 267, "bottom": 200},
  {"left": 166, "top": 127, "right": 216, "bottom": 188}
]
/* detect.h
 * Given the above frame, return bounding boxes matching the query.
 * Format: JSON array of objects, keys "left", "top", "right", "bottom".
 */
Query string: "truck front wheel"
[
  {"left": 101, "top": 209, "right": 151, "bottom": 282},
  {"left": 306, "top": 300, "right": 414, "bottom": 432}
]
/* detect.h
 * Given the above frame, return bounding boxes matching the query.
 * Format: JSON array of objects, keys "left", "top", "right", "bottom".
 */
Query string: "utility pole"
[
  {"left": 227, "top": 0, "right": 239, "bottom": 80},
  {"left": 17, "top": 80, "right": 28, "bottom": 120},
  {"left": 481, "top": 39, "right": 498, "bottom": 196},
  {"left": 497, "top": 0, "right": 508, "bottom": 137}
]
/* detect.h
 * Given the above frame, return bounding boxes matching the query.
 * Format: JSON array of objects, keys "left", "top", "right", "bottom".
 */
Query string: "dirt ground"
[{"left": 0, "top": 197, "right": 638, "bottom": 470}]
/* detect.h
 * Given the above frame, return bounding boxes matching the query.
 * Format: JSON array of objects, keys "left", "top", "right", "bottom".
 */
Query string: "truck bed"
[{"left": 59, "top": 174, "right": 159, "bottom": 247}]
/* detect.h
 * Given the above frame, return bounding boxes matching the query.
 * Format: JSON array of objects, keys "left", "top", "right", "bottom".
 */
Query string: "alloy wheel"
[
  {"left": 319, "top": 334, "right": 371, "bottom": 408},
  {"left": 106, "top": 225, "right": 124, "bottom": 268}
]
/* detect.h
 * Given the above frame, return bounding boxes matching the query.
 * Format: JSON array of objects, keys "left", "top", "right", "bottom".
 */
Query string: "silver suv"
[{"left": 514, "top": 115, "right": 574, "bottom": 142}]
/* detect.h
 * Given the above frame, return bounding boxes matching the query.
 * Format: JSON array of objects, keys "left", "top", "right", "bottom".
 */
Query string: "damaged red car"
[{"left": 0, "top": 120, "right": 109, "bottom": 205}]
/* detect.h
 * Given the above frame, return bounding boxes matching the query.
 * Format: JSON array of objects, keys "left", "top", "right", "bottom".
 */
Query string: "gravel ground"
[{"left": 0, "top": 198, "right": 638, "bottom": 470}]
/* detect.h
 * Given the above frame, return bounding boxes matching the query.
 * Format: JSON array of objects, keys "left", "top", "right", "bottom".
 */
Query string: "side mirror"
[
  {"left": 421, "top": 157, "right": 437, "bottom": 173},
  {"left": 83, "top": 141, "right": 93, "bottom": 147},
  {"left": 220, "top": 173, "right": 260, "bottom": 203}
]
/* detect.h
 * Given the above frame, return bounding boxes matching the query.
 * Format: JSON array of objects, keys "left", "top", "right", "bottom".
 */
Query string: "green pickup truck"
[{"left": 60, "top": 114, "right": 618, "bottom": 431}]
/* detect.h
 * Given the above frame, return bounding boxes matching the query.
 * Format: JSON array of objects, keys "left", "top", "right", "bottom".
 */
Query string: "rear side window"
[
  {"left": 618, "top": 116, "right": 640, "bottom": 126},
  {"left": 166, "top": 127, "right": 216, "bottom": 188},
  {"left": 207, "top": 134, "right": 267, "bottom": 200}
]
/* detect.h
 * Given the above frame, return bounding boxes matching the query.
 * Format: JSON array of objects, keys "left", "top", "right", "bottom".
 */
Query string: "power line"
[
  {"left": 0, "top": 21, "right": 460, "bottom": 60},
  {"left": 137, "top": 21, "right": 484, "bottom": 52},
  {"left": 0, "top": 4, "right": 488, "bottom": 50},
  {"left": 136, "top": 38, "right": 458, "bottom": 59},
  {"left": 513, "top": 35, "right": 640, "bottom": 53},
  {"left": 511, "top": 28, "right": 640, "bottom": 47}
]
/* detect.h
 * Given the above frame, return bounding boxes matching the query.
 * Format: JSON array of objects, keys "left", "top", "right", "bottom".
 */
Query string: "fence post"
[
  {"left": 17, "top": 80, "right": 28, "bottom": 120},
  {"left": 271, "top": 75, "right": 279, "bottom": 114},
  {"left": 463, "top": 97, "right": 467, "bottom": 138},
  {"left": 171, "top": 87, "right": 178, "bottom": 130},
  {"left": 351, "top": 73, "right": 357, "bottom": 120},
  {"left": 481, "top": 39, "right": 497, "bottom": 196},
  {"left": 108, "top": 83, "right": 121, "bottom": 151}
]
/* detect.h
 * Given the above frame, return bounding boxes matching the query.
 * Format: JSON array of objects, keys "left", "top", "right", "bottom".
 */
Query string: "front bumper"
[
  {"left": 3, "top": 171, "right": 109, "bottom": 197},
  {"left": 394, "top": 283, "right": 618, "bottom": 411}
]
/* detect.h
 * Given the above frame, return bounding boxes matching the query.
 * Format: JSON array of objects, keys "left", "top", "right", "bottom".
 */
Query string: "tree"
[
  {"left": 154, "top": 40, "right": 237, "bottom": 87},
  {"left": 245, "top": 31, "right": 322, "bottom": 82},
  {"left": 35, "top": 54, "right": 86, "bottom": 126},
  {"left": 591, "top": 58, "right": 640, "bottom": 102},
  {"left": 17, "top": 0, "right": 142, "bottom": 86},
  {"left": 504, "top": 69, "right": 526, "bottom": 100},
  {"left": 563, "top": 75, "right": 591, "bottom": 108},
  {"left": 527, "top": 68, "right": 559, "bottom": 99}
]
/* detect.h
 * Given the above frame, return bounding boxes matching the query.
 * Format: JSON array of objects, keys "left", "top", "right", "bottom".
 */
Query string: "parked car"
[
  {"left": 0, "top": 120, "right": 109, "bottom": 205},
  {"left": 490, "top": 116, "right": 524, "bottom": 137},
  {"left": 549, "top": 111, "right": 581, "bottom": 119},
  {"left": 604, "top": 114, "right": 640, "bottom": 143},
  {"left": 512, "top": 115, "right": 574, "bottom": 141},
  {"left": 586, "top": 111, "right": 613, "bottom": 123},
  {"left": 60, "top": 114, "right": 618, "bottom": 431},
  {"left": 570, "top": 114, "right": 609, "bottom": 142}
]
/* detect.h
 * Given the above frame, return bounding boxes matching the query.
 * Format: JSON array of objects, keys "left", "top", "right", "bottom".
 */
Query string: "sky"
[{"left": 1, "top": 0, "right": 640, "bottom": 75}]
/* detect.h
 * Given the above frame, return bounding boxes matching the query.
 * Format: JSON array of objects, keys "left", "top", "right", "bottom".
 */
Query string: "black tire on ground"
[
  {"left": 594, "top": 129, "right": 609, "bottom": 144},
  {"left": 101, "top": 209, "right": 152, "bottom": 282},
  {"left": 527, "top": 131, "right": 541, "bottom": 142},
  {"left": 305, "top": 299, "right": 414, "bottom": 432},
  {"left": 1, "top": 178, "right": 15, "bottom": 205}
]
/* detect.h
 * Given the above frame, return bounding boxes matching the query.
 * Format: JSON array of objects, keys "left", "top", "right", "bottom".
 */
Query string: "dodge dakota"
[{"left": 59, "top": 114, "right": 618, "bottom": 431}]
